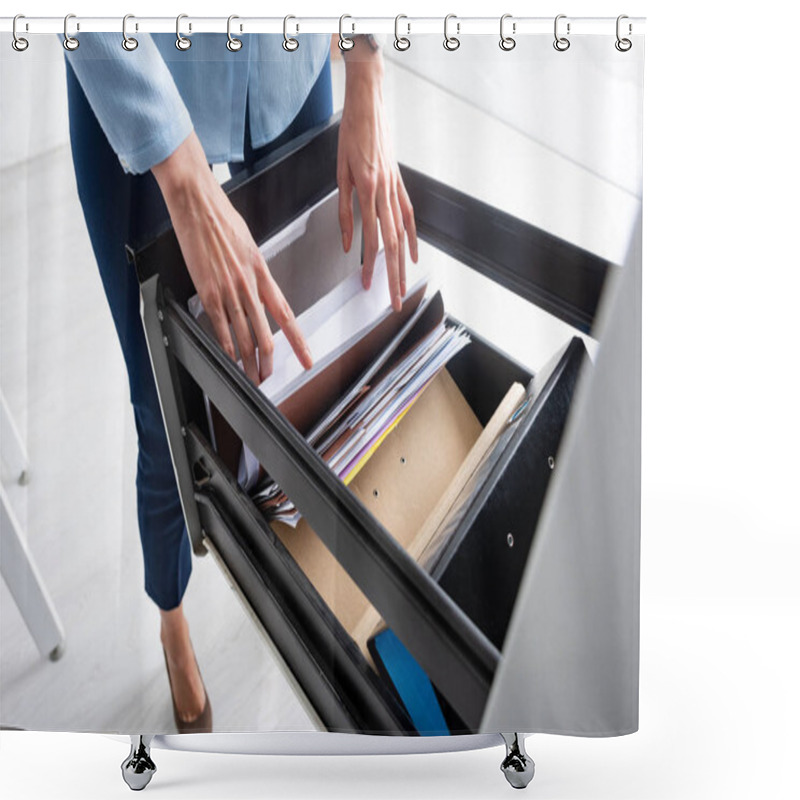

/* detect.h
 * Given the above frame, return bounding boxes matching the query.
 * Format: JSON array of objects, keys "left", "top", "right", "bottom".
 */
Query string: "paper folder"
[{"left": 270, "top": 367, "right": 481, "bottom": 657}]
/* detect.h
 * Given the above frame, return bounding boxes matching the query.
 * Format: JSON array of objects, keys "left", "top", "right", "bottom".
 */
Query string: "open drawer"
[{"left": 129, "top": 116, "right": 614, "bottom": 736}]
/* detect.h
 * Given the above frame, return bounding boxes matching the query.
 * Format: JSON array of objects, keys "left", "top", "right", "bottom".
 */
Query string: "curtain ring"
[
  {"left": 338, "top": 14, "right": 355, "bottom": 51},
  {"left": 122, "top": 14, "right": 138, "bottom": 51},
  {"left": 615, "top": 14, "right": 632, "bottom": 52},
  {"left": 443, "top": 14, "right": 460, "bottom": 51},
  {"left": 553, "top": 14, "right": 570, "bottom": 51},
  {"left": 12, "top": 14, "right": 29, "bottom": 51},
  {"left": 227, "top": 14, "right": 242, "bottom": 51},
  {"left": 499, "top": 14, "right": 515, "bottom": 51},
  {"left": 283, "top": 15, "right": 299, "bottom": 51},
  {"left": 175, "top": 14, "right": 191, "bottom": 50},
  {"left": 394, "top": 14, "right": 410, "bottom": 51},
  {"left": 63, "top": 14, "right": 79, "bottom": 51}
]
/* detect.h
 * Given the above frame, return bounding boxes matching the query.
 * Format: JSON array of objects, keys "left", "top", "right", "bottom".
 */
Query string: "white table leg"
[
  {"left": 1, "top": 390, "right": 29, "bottom": 484},
  {"left": 0, "top": 483, "right": 65, "bottom": 660}
]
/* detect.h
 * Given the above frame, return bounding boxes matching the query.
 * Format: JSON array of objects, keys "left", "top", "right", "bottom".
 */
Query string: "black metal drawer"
[{"left": 130, "top": 115, "right": 610, "bottom": 735}]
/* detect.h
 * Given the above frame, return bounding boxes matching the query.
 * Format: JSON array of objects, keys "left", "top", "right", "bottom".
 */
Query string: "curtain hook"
[
  {"left": 122, "top": 14, "right": 138, "bottom": 51},
  {"left": 175, "top": 14, "right": 191, "bottom": 50},
  {"left": 394, "top": 14, "right": 410, "bottom": 51},
  {"left": 615, "top": 14, "right": 632, "bottom": 52},
  {"left": 63, "top": 14, "right": 79, "bottom": 51},
  {"left": 227, "top": 14, "right": 242, "bottom": 51},
  {"left": 443, "top": 13, "right": 460, "bottom": 51},
  {"left": 499, "top": 14, "right": 516, "bottom": 51},
  {"left": 553, "top": 14, "right": 570, "bottom": 52},
  {"left": 283, "top": 15, "right": 299, "bottom": 51},
  {"left": 12, "top": 14, "right": 29, "bottom": 51},
  {"left": 338, "top": 14, "right": 355, "bottom": 51}
]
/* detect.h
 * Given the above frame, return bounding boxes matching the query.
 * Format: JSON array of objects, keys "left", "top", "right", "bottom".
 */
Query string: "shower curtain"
[{"left": 0, "top": 16, "right": 643, "bottom": 744}]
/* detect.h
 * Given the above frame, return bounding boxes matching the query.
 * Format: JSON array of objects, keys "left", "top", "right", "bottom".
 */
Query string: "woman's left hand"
[{"left": 337, "top": 39, "right": 418, "bottom": 312}]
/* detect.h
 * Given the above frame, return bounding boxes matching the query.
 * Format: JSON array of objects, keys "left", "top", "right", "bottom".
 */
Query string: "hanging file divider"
[{"left": 399, "top": 166, "right": 614, "bottom": 335}]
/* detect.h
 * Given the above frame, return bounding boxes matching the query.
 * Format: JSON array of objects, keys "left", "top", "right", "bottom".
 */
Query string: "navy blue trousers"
[{"left": 65, "top": 58, "right": 332, "bottom": 610}]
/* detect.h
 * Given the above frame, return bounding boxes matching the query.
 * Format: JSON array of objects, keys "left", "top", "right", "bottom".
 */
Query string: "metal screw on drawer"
[
  {"left": 162, "top": 335, "right": 169, "bottom": 347},
  {"left": 507, "top": 533, "right": 514, "bottom": 548},
  {"left": 548, "top": 456, "right": 555, "bottom": 470},
  {"left": 400, "top": 456, "right": 406, "bottom": 464},
  {"left": 373, "top": 489, "right": 379, "bottom": 497}
]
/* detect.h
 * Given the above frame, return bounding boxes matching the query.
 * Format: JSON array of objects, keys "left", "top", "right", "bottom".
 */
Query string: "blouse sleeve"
[{"left": 65, "top": 33, "right": 194, "bottom": 175}]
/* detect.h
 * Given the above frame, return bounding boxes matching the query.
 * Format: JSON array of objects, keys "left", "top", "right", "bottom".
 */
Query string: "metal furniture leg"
[
  {"left": 0, "top": 483, "right": 65, "bottom": 661},
  {"left": 121, "top": 735, "right": 156, "bottom": 791},
  {"left": 1, "top": 389, "right": 29, "bottom": 485},
  {"left": 500, "top": 732, "right": 535, "bottom": 789}
]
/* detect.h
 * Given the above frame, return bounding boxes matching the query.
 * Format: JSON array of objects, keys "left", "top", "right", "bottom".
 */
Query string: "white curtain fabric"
[{"left": 1, "top": 29, "right": 643, "bottom": 736}]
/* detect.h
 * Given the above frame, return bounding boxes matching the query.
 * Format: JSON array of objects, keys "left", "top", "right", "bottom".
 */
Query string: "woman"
[{"left": 65, "top": 30, "right": 417, "bottom": 732}]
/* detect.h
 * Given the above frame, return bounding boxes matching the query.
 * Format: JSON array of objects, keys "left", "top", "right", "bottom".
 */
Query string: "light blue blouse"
[{"left": 66, "top": 32, "right": 331, "bottom": 175}]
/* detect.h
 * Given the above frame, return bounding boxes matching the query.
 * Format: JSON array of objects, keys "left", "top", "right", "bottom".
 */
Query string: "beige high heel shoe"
[{"left": 162, "top": 645, "right": 212, "bottom": 733}]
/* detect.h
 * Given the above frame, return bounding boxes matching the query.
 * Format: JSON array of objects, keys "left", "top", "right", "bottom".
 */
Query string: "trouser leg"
[{"left": 64, "top": 60, "right": 192, "bottom": 612}]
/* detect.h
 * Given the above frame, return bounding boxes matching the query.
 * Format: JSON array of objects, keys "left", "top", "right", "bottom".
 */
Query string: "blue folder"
[{"left": 368, "top": 629, "right": 450, "bottom": 736}]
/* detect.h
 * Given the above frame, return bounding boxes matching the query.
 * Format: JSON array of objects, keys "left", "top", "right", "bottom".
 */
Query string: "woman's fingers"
[
  {"left": 357, "top": 177, "right": 379, "bottom": 292},
  {"left": 377, "top": 183, "right": 402, "bottom": 311},
  {"left": 338, "top": 172, "right": 355, "bottom": 254},
  {"left": 240, "top": 273, "right": 277, "bottom": 384},
  {"left": 352, "top": 167, "right": 410, "bottom": 310},
  {"left": 389, "top": 175, "right": 407, "bottom": 298},
  {"left": 256, "top": 261, "right": 313, "bottom": 374},
  {"left": 203, "top": 294, "right": 237, "bottom": 366},
  {"left": 397, "top": 175, "right": 418, "bottom": 264},
  {"left": 226, "top": 297, "right": 259, "bottom": 385}
]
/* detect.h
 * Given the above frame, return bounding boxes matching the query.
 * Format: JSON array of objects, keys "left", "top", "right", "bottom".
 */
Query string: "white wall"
[{"left": 0, "top": 37, "right": 70, "bottom": 170}]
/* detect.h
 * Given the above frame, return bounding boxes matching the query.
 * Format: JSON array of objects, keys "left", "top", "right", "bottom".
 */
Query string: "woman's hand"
[
  {"left": 152, "top": 131, "right": 312, "bottom": 385},
  {"left": 338, "top": 39, "right": 418, "bottom": 312}
]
